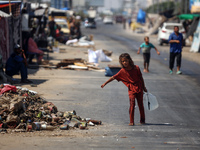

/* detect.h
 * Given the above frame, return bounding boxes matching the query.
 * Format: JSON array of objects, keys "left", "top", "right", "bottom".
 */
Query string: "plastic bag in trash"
[
  {"left": 88, "top": 49, "right": 98, "bottom": 63},
  {"left": 143, "top": 92, "right": 159, "bottom": 111},
  {"left": 95, "top": 50, "right": 112, "bottom": 62}
]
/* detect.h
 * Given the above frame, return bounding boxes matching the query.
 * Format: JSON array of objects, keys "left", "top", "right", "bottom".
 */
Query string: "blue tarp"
[
  {"left": 61, "top": 7, "right": 69, "bottom": 10},
  {"left": 137, "top": 9, "right": 146, "bottom": 24}
]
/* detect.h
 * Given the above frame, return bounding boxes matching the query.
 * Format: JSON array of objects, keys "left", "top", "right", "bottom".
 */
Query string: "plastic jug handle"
[{"left": 146, "top": 92, "right": 150, "bottom": 110}]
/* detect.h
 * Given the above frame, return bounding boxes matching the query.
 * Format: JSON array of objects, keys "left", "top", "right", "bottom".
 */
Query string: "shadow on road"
[{"left": 144, "top": 123, "right": 173, "bottom": 126}]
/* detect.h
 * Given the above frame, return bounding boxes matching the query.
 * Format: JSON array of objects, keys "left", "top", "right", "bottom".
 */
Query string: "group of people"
[
  {"left": 137, "top": 26, "right": 182, "bottom": 75},
  {"left": 48, "top": 16, "right": 82, "bottom": 44},
  {"left": 101, "top": 25, "right": 183, "bottom": 126},
  {"left": 5, "top": 15, "right": 84, "bottom": 84}
]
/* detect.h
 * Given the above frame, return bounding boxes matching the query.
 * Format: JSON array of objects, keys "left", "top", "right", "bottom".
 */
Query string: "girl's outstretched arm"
[{"left": 101, "top": 76, "right": 115, "bottom": 88}]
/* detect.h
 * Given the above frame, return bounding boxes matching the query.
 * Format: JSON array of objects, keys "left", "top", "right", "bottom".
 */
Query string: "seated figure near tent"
[
  {"left": 6, "top": 44, "right": 32, "bottom": 83},
  {"left": 22, "top": 30, "right": 44, "bottom": 64}
]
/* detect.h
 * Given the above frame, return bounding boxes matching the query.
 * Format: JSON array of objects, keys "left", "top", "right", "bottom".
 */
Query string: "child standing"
[
  {"left": 101, "top": 53, "right": 147, "bottom": 126},
  {"left": 137, "top": 36, "right": 160, "bottom": 73}
]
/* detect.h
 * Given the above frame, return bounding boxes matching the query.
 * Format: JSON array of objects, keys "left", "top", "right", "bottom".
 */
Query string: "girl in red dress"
[{"left": 101, "top": 53, "right": 147, "bottom": 126}]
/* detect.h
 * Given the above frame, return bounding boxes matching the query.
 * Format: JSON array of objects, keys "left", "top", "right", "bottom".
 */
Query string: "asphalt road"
[
  {"left": 1, "top": 22, "right": 200, "bottom": 150},
  {"left": 80, "top": 22, "right": 200, "bottom": 149}
]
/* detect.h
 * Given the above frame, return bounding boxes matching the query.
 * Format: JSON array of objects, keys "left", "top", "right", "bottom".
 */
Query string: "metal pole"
[
  {"left": 184, "top": 0, "right": 187, "bottom": 14},
  {"left": 157, "top": 0, "right": 159, "bottom": 13},
  {"left": 9, "top": 0, "right": 12, "bottom": 15}
]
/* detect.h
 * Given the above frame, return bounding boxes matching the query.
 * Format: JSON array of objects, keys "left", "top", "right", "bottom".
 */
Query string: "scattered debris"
[
  {"left": 56, "top": 58, "right": 103, "bottom": 71},
  {"left": 102, "top": 49, "right": 113, "bottom": 57},
  {"left": 0, "top": 84, "right": 102, "bottom": 133},
  {"left": 56, "top": 58, "right": 85, "bottom": 68}
]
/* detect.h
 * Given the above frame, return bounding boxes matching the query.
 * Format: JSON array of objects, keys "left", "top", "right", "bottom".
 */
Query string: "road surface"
[{"left": 1, "top": 22, "right": 200, "bottom": 150}]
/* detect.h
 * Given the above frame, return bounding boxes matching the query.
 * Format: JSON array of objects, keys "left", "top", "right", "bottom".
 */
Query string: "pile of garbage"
[{"left": 0, "top": 84, "right": 102, "bottom": 133}]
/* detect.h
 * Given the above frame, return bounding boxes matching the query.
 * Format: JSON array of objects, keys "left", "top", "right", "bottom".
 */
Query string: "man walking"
[{"left": 168, "top": 26, "right": 183, "bottom": 74}]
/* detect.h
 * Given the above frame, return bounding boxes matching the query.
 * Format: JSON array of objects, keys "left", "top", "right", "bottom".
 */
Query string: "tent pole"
[{"left": 9, "top": 0, "right": 12, "bottom": 15}]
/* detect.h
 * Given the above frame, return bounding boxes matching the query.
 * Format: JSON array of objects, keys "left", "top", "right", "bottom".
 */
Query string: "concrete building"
[
  {"left": 137, "top": 0, "right": 176, "bottom": 9},
  {"left": 50, "top": 0, "right": 72, "bottom": 9}
]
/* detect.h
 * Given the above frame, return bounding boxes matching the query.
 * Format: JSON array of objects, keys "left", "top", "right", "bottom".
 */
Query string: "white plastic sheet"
[
  {"left": 88, "top": 49, "right": 98, "bottom": 63},
  {"left": 95, "top": 49, "right": 112, "bottom": 62},
  {"left": 88, "top": 49, "right": 112, "bottom": 63},
  {"left": 66, "top": 39, "right": 78, "bottom": 45},
  {"left": 143, "top": 92, "right": 159, "bottom": 111}
]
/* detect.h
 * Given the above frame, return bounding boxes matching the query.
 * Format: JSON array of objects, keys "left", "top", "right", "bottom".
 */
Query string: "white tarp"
[
  {"left": 88, "top": 49, "right": 112, "bottom": 63},
  {"left": 190, "top": 20, "right": 200, "bottom": 52}
]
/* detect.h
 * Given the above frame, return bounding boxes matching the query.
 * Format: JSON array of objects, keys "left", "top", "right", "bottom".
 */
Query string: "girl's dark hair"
[{"left": 119, "top": 53, "right": 134, "bottom": 68}]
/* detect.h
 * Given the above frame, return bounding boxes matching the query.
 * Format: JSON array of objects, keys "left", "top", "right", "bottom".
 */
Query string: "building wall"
[
  {"left": 85, "top": 0, "right": 104, "bottom": 7},
  {"left": 72, "top": 0, "right": 86, "bottom": 8},
  {"left": 51, "top": 0, "right": 63, "bottom": 9},
  {"left": 137, "top": 0, "right": 173, "bottom": 9}
]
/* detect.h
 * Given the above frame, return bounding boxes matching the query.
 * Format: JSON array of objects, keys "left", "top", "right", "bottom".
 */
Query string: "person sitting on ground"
[
  {"left": 23, "top": 31, "right": 44, "bottom": 64},
  {"left": 6, "top": 44, "right": 32, "bottom": 83},
  {"left": 137, "top": 36, "right": 160, "bottom": 73}
]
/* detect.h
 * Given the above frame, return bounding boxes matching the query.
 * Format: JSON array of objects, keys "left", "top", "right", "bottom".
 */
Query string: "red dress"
[{"left": 113, "top": 65, "right": 145, "bottom": 124}]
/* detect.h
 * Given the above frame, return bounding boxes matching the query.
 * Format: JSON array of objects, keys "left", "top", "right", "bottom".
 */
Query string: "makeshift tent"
[
  {"left": 186, "top": 17, "right": 200, "bottom": 38},
  {"left": 137, "top": 9, "right": 146, "bottom": 24},
  {"left": 178, "top": 14, "right": 200, "bottom": 20},
  {"left": 0, "top": 1, "right": 22, "bottom": 63},
  {"left": 0, "top": 11, "right": 11, "bottom": 63},
  {"left": 0, "top": 1, "right": 21, "bottom": 17},
  {"left": 190, "top": 20, "right": 200, "bottom": 52}
]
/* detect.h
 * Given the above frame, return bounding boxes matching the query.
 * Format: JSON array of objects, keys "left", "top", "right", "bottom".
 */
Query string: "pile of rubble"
[{"left": 0, "top": 84, "right": 101, "bottom": 133}]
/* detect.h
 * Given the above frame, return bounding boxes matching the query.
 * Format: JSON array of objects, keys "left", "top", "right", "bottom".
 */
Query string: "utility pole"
[
  {"left": 157, "top": 0, "right": 159, "bottom": 13},
  {"left": 153, "top": 0, "right": 155, "bottom": 13},
  {"left": 184, "top": 0, "right": 187, "bottom": 14},
  {"left": 9, "top": 0, "right": 12, "bottom": 15}
]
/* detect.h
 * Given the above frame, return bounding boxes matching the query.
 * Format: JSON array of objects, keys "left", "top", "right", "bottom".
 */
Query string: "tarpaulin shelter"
[
  {"left": 0, "top": 1, "right": 21, "bottom": 17},
  {"left": 0, "top": 10, "right": 11, "bottom": 63},
  {"left": 137, "top": 9, "right": 146, "bottom": 24},
  {"left": 178, "top": 14, "right": 200, "bottom": 20},
  {"left": 186, "top": 16, "right": 200, "bottom": 38},
  {"left": 0, "top": 1, "right": 21, "bottom": 63}
]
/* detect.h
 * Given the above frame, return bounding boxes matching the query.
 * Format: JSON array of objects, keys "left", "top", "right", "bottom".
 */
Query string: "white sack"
[
  {"left": 95, "top": 49, "right": 112, "bottom": 62},
  {"left": 88, "top": 49, "right": 98, "bottom": 63},
  {"left": 66, "top": 39, "right": 78, "bottom": 45}
]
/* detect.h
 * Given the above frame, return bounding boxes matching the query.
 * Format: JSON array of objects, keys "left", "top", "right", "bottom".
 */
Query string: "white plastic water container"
[{"left": 143, "top": 92, "right": 159, "bottom": 111}]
